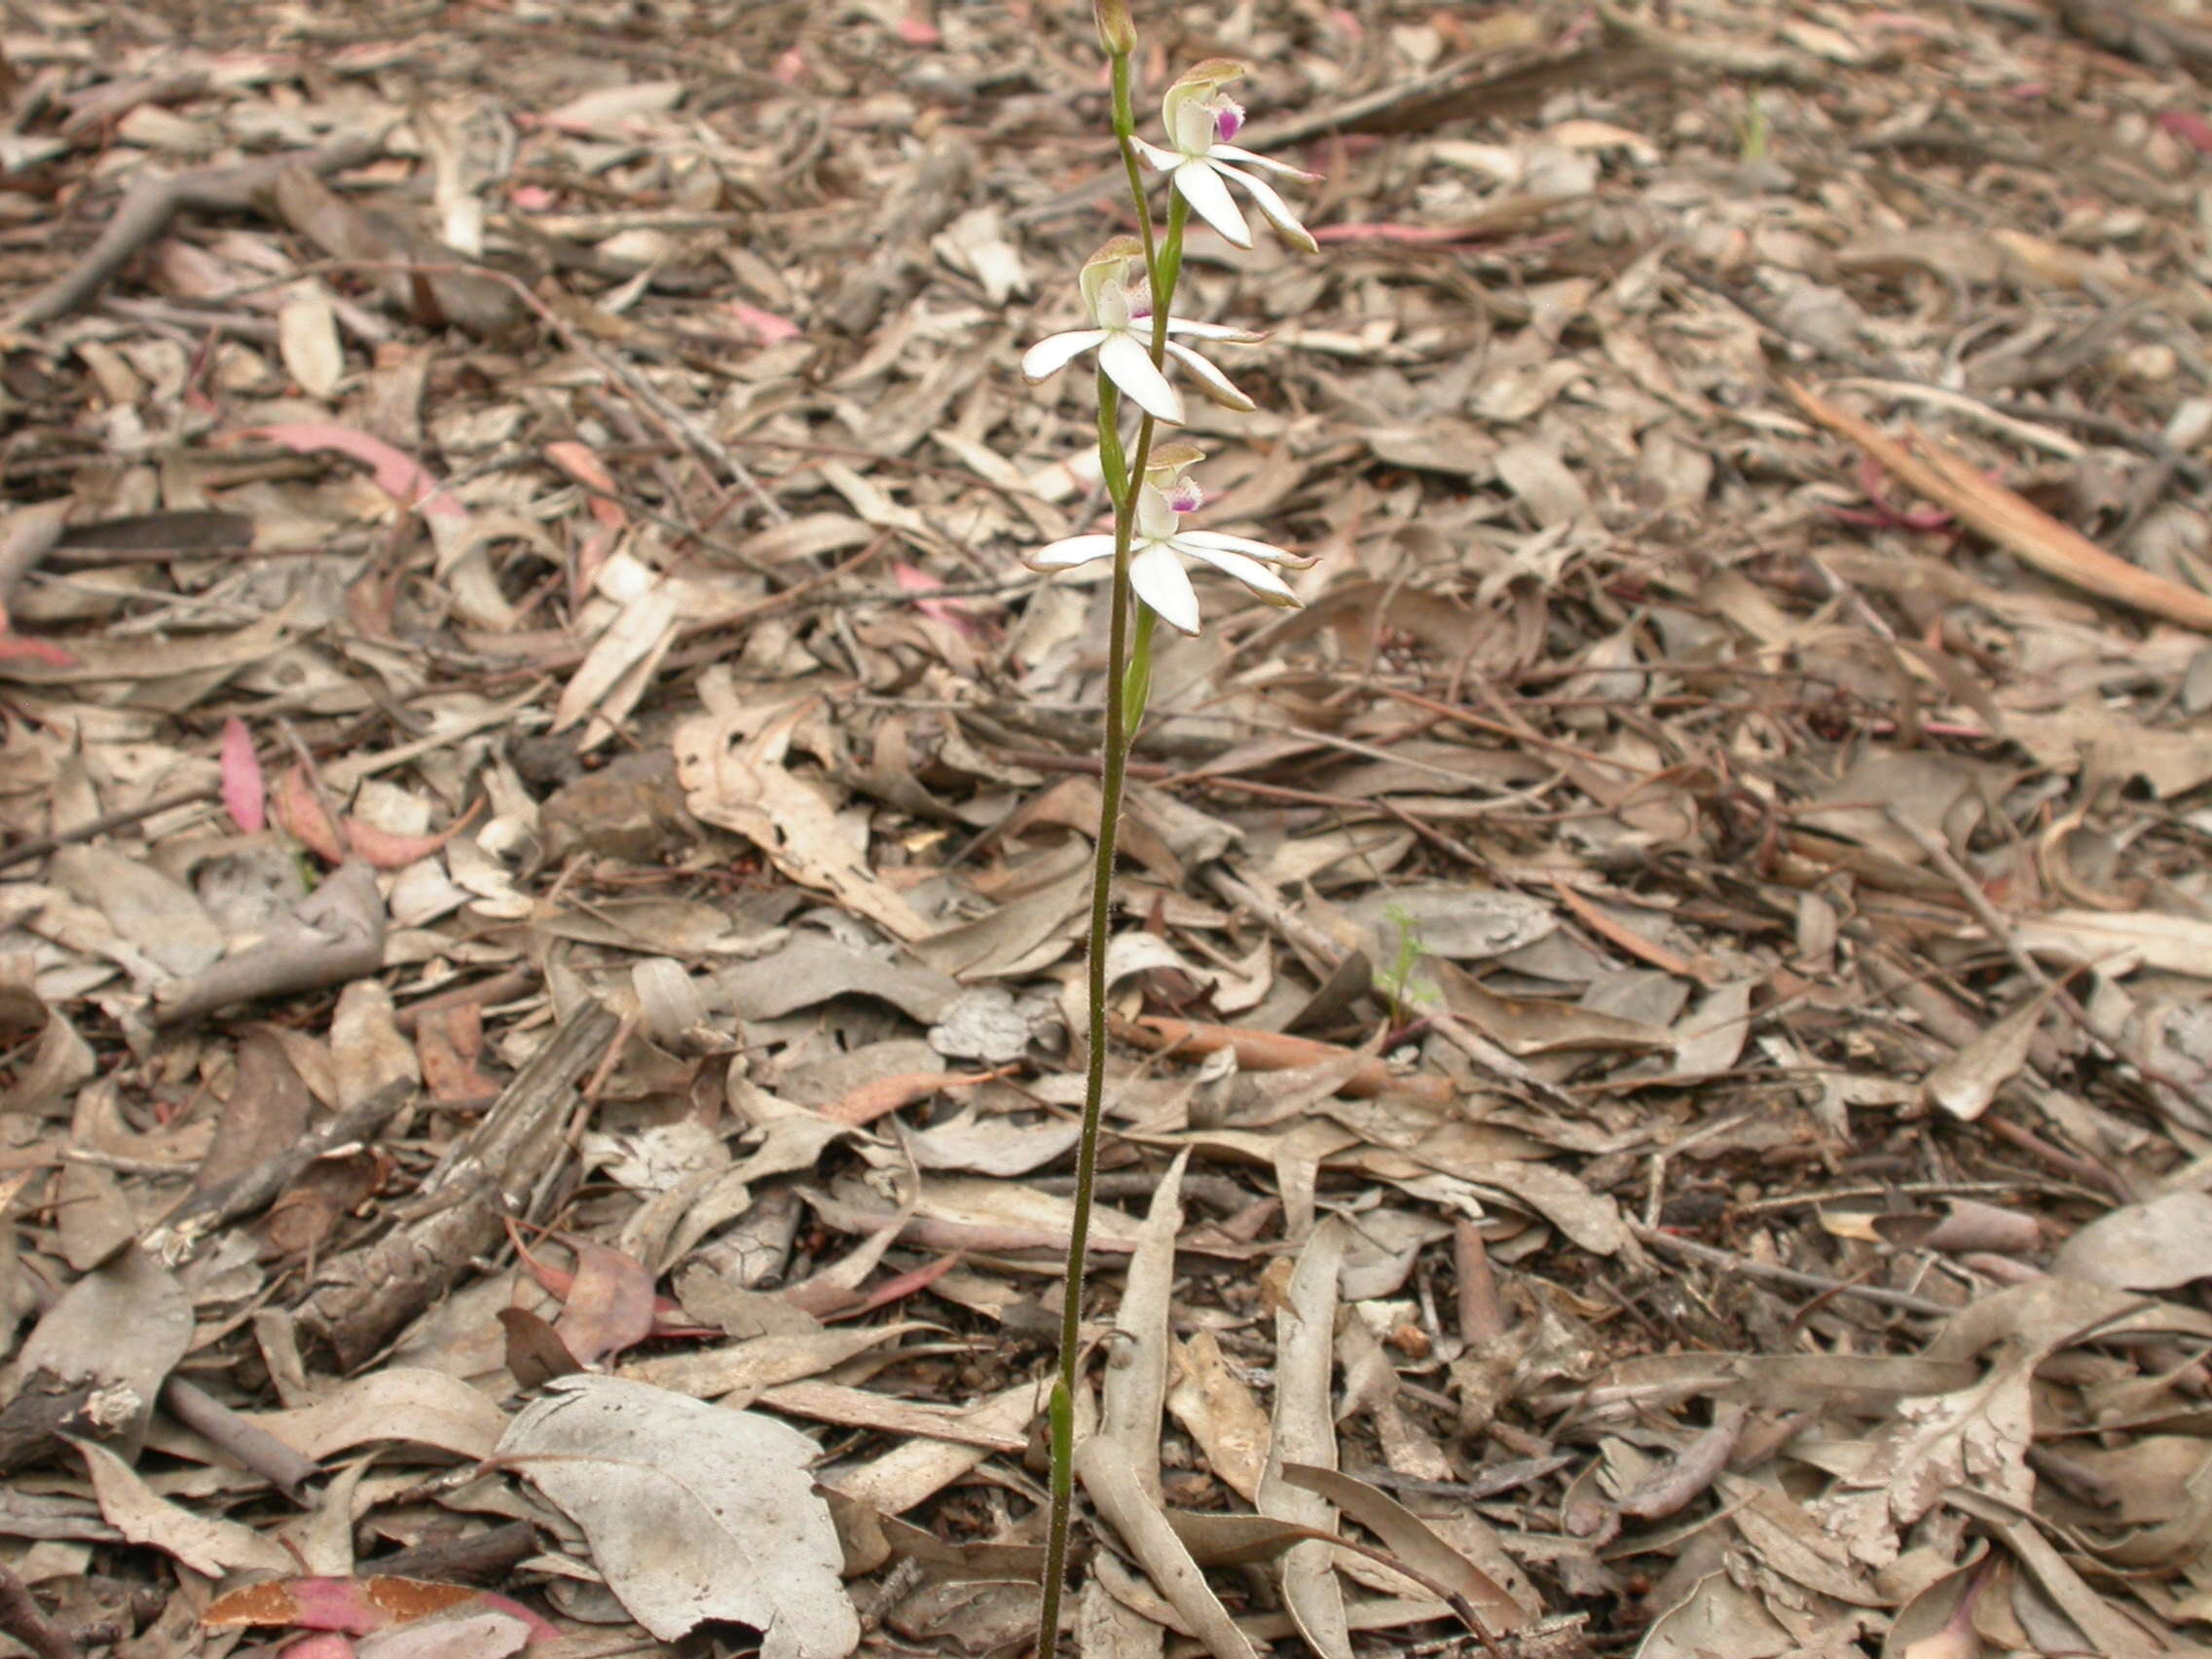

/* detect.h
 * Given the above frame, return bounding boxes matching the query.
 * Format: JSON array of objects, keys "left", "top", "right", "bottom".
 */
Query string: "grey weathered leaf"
[{"left": 498, "top": 1374, "right": 858, "bottom": 1657}]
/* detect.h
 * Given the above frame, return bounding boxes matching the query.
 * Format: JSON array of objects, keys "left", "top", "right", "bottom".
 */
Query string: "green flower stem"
[
  {"left": 1037, "top": 45, "right": 1189, "bottom": 1659},
  {"left": 1150, "top": 197, "right": 1188, "bottom": 347},
  {"left": 1120, "top": 605, "right": 1157, "bottom": 736},
  {"left": 1096, "top": 379, "right": 1127, "bottom": 512},
  {"left": 1110, "top": 55, "right": 1158, "bottom": 297}
]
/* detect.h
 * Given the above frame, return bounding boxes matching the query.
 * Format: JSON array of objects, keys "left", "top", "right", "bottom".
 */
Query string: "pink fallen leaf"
[
  {"left": 810, "top": 1251, "right": 962, "bottom": 1322},
  {"left": 542, "top": 440, "right": 620, "bottom": 498},
  {"left": 821, "top": 1064, "right": 1017, "bottom": 1127},
  {"left": 504, "top": 1221, "right": 715, "bottom": 1341},
  {"left": 2160, "top": 109, "right": 2212, "bottom": 154},
  {"left": 220, "top": 718, "right": 265, "bottom": 832},
  {"left": 1826, "top": 457, "right": 1954, "bottom": 534},
  {"left": 508, "top": 185, "right": 557, "bottom": 210},
  {"left": 271, "top": 764, "right": 348, "bottom": 863},
  {"left": 552, "top": 1236, "right": 658, "bottom": 1367},
  {"left": 723, "top": 302, "right": 801, "bottom": 345},
  {"left": 894, "top": 562, "right": 983, "bottom": 637},
  {"left": 203, "top": 1577, "right": 557, "bottom": 1642},
  {"left": 271, "top": 765, "right": 486, "bottom": 869},
  {"left": 228, "top": 424, "right": 465, "bottom": 520},
  {"left": 0, "top": 633, "right": 77, "bottom": 667},
  {"left": 337, "top": 799, "right": 485, "bottom": 871}
]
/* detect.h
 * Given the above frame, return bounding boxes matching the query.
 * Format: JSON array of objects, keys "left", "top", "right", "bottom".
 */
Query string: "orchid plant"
[{"left": 1024, "top": 5, "right": 1319, "bottom": 1652}]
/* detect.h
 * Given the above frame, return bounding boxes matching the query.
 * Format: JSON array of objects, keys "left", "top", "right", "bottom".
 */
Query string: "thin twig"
[
  {"left": 1633, "top": 1224, "right": 1954, "bottom": 1318},
  {"left": 0, "top": 1561, "right": 78, "bottom": 1659}
]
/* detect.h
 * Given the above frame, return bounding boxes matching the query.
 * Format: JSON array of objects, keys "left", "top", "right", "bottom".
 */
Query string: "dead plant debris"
[{"left": 5, "top": 0, "right": 2212, "bottom": 1655}]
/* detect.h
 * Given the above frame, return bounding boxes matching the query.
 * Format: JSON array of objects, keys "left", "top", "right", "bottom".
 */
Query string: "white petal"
[
  {"left": 1021, "top": 329, "right": 1106, "bottom": 383},
  {"left": 1129, "top": 542, "right": 1202, "bottom": 635},
  {"left": 1172, "top": 160, "right": 1253, "bottom": 248},
  {"left": 1174, "top": 538, "right": 1302, "bottom": 606},
  {"left": 1025, "top": 534, "right": 1119, "bottom": 571},
  {"left": 1175, "top": 529, "right": 1313, "bottom": 568},
  {"left": 1163, "top": 340, "right": 1255, "bottom": 412},
  {"left": 1097, "top": 331, "right": 1184, "bottom": 424},
  {"left": 1162, "top": 316, "right": 1264, "bottom": 343},
  {"left": 1208, "top": 142, "right": 1322, "bottom": 181},
  {"left": 1131, "top": 136, "right": 1179, "bottom": 170},
  {"left": 1213, "top": 161, "right": 1318, "bottom": 253}
]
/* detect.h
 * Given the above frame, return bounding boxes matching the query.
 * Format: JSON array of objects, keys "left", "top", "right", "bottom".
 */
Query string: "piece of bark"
[
  {"left": 365, "top": 1521, "right": 537, "bottom": 1582},
  {"left": 7, "top": 130, "right": 387, "bottom": 333},
  {"left": 154, "top": 861, "right": 387, "bottom": 1026},
  {"left": 294, "top": 1000, "right": 619, "bottom": 1370},
  {"left": 0, "top": 1382, "right": 103, "bottom": 1477}
]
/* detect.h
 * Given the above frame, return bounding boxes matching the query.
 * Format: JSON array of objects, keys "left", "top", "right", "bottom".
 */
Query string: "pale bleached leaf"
[{"left": 498, "top": 1374, "right": 858, "bottom": 1658}]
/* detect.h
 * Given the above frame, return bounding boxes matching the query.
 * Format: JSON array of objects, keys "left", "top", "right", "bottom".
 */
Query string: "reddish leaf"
[
  {"left": 804, "top": 1250, "right": 963, "bottom": 1321},
  {"left": 2160, "top": 109, "right": 2212, "bottom": 154},
  {"left": 271, "top": 764, "right": 348, "bottom": 863},
  {"left": 821, "top": 1064, "right": 1015, "bottom": 1127},
  {"left": 271, "top": 770, "right": 485, "bottom": 870},
  {"left": 893, "top": 562, "right": 983, "bottom": 638},
  {"left": 220, "top": 717, "right": 265, "bottom": 832},
  {"left": 229, "top": 424, "right": 466, "bottom": 519},
  {"left": 504, "top": 1220, "right": 713, "bottom": 1341},
  {"left": 551, "top": 1237, "right": 657, "bottom": 1366},
  {"left": 339, "top": 798, "right": 485, "bottom": 871},
  {"left": 724, "top": 301, "right": 801, "bottom": 345},
  {"left": 203, "top": 1577, "right": 557, "bottom": 1642},
  {"left": 0, "top": 633, "right": 76, "bottom": 666}
]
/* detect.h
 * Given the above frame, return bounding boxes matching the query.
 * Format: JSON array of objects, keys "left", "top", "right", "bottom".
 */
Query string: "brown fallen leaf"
[
  {"left": 819, "top": 1063, "right": 1017, "bottom": 1127},
  {"left": 1112, "top": 1014, "right": 1454, "bottom": 1104},
  {"left": 1788, "top": 381, "right": 2212, "bottom": 633}
]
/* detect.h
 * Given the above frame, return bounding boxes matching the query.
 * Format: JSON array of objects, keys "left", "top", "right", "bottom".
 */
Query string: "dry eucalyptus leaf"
[
  {"left": 1922, "top": 982, "right": 2061, "bottom": 1121},
  {"left": 246, "top": 1366, "right": 510, "bottom": 1460},
  {"left": 82, "top": 1440, "right": 295, "bottom": 1575},
  {"left": 51, "top": 846, "right": 224, "bottom": 977},
  {"left": 18, "top": 1246, "right": 191, "bottom": 1460},
  {"left": 2051, "top": 1191, "right": 2212, "bottom": 1290},
  {"left": 498, "top": 1374, "right": 859, "bottom": 1657},
  {"left": 278, "top": 290, "right": 346, "bottom": 399}
]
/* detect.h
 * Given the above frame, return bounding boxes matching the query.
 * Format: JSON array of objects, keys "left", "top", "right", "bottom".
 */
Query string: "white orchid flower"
[
  {"left": 1133, "top": 59, "right": 1319, "bottom": 254},
  {"left": 1020, "top": 239, "right": 1261, "bottom": 424},
  {"left": 1026, "top": 444, "right": 1311, "bottom": 636}
]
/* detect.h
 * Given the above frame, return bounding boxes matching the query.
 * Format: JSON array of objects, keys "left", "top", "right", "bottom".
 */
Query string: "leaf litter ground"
[{"left": 5, "top": 1, "right": 2212, "bottom": 1656}]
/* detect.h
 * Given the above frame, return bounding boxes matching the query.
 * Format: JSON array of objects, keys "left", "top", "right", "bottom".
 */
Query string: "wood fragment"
[{"left": 294, "top": 1000, "right": 619, "bottom": 1370}]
